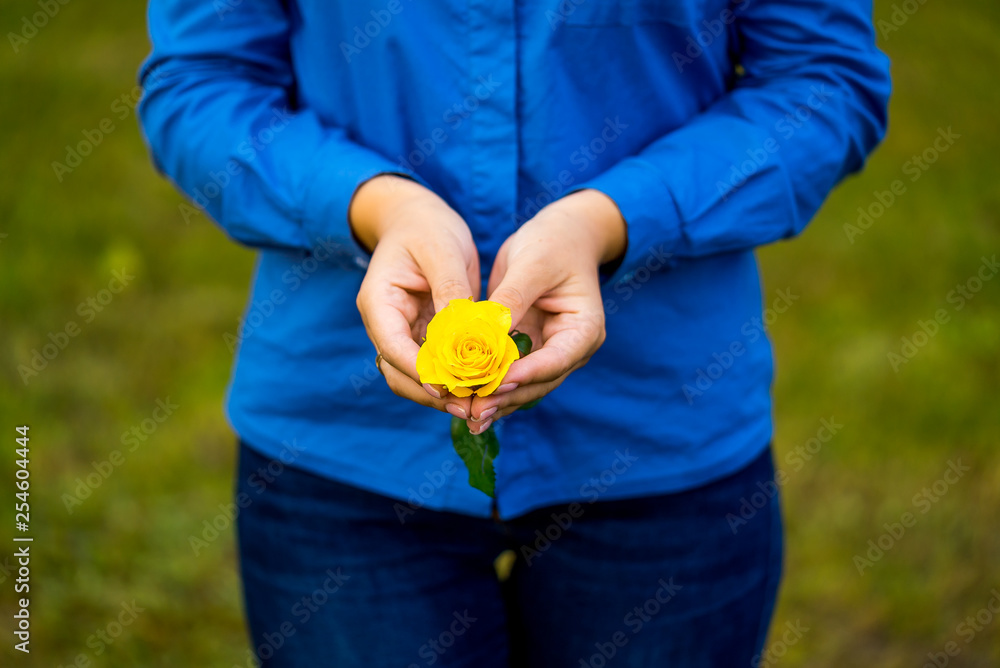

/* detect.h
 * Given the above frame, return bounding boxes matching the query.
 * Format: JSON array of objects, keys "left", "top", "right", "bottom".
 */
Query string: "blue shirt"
[{"left": 139, "top": 0, "right": 890, "bottom": 518}]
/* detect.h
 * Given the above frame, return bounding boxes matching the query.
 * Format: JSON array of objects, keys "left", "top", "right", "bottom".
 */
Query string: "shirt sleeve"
[
  {"left": 577, "top": 0, "right": 891, "bottom": 283},
  {"left": 137, "top": 0, "right": 408, "bottom": 258}
]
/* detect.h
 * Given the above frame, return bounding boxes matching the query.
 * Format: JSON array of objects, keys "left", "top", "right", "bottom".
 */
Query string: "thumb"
[
  {"left": 485, "top": 238, "right": 510, "bottom": 300},
  {"left": 423, "top": 252, "right": 479, "bottom": 313},
  {"left": 488, "top": 259, "right": 550, "bottom": 331}
]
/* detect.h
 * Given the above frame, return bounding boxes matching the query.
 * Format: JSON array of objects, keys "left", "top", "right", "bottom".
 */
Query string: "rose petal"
[
  {"left": 449, "top": 385, "right": 474, "bottom": 398},
  {"left": 475, "top": 334, "right": 520, "bottom": 396},
  {"left": 416, "top": 299, "right": 517, "bottom": 393},
  {"left": 416, "top": 342, "right": 439, "bottom": 384}
]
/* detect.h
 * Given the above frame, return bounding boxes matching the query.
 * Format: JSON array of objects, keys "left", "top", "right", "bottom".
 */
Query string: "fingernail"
[
  {"left": 423, "top": 383, "right": 442, "bottom": 399},
  {"left": 446, "top": 403, "right": 467, "bottom": 420},
  {"left": 471, "top": 418, "right": 493, "bottom": 435},
  {"left": 475, "top": 406, "right": 498, "bottom": 423},
  {"left": 496, "top": 383, "right": 518, "bottom": 394}
]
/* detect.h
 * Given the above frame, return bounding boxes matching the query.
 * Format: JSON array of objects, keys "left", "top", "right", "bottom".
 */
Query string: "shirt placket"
[{"left": 467, "top": 0, "right": 519, "bottom": 276}]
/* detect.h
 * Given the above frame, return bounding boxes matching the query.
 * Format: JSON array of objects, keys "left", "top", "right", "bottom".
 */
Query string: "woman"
[{"left": 139, "top": 0, "right": 889, "bottom": 665}]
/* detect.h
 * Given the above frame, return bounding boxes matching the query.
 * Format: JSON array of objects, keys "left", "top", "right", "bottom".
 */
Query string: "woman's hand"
[
  {"left": 466, "top": 189, "right": 627, "bottom": 432},
  {"left": 352, "top": 175, "right": 480, "bottom": 419}
]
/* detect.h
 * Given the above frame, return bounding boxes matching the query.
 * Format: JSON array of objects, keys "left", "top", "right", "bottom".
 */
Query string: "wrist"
[
  {"left": 349, "top": 174, "right": 432, "bottom": 251},
  {"left": 556, "top": 190, "right": 627, "bottom": 265}
]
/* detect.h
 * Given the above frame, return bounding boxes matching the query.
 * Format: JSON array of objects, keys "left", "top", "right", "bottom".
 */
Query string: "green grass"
[{"left": 1, "top": 0, "right": 998, "bottom": 665}]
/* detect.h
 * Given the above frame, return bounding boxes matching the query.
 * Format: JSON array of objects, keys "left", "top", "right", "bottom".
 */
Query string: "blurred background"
[{"left": 1, "top": 0, "right": 998, "bottom": 665}]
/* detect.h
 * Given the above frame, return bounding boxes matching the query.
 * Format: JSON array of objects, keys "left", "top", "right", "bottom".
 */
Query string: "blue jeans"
[{"left": 236, "top": 441, "right": 782, "bottom": 667}]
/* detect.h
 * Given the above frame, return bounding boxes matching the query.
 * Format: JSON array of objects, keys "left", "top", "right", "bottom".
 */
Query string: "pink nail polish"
[
  {"left": 478, "top": 406, "right": 498, "bottom": 422},
  {"left": 446, "top": 404, "right": 467, "bottom": 420},
  {"left": 423, "top": 383, "right": 442, "bottom": 399},
  {"left": 473, "top": 418, "right": 493, "bottom": 434},
  {"left": 496, "top": 383, "right": 518, "bottom": 394}
]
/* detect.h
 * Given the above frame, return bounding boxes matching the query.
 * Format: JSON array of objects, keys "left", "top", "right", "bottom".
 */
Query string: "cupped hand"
[
  {"left": 352, "top": 175, "right": 480, "bottom": 419},
  {"left": 466, "top": 189, "right": 627, "bottom": 432}
]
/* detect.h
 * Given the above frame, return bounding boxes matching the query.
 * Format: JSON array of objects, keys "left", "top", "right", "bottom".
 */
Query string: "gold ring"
[{"left": 375, "top": 352, "right": 386, "bottom": 377}]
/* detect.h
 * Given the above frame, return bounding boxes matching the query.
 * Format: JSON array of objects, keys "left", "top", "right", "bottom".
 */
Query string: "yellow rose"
[{"left": 416, "top": 298, "right": 521, "bottom": 397}]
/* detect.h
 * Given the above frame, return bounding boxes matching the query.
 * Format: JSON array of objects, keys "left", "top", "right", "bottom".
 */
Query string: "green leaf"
[
  {"left": 510, "top": 331, "right": 540, "bottom": 409},
  {"left": 451, "top": 417, "right": 500, "bottom": 498},
  {"left": 450, "top": 331, "right": 537, "bottom": 498},
  {"left": 511, "top": 331, "right": 533, "bottom": 358}
]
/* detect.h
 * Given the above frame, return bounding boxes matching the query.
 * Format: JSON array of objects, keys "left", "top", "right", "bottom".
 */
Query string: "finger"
[
  {"left": 501, "top": 323, "right": 597, "bottom": 387},
  {"left": 487, "top": 263, "right": 553, "bottom": 332},
  {"left": 467, "top": 376, "right": 565, "bottom": 428},
  {"left": 420, "top": 239, "right": 480, "bottom": 312},
  {"left": 485, "top": 237, "right": 511, "bottom": 299},
  {"left": 467, "top": 312, "right": 601, "bottom": 420},
  {"left": 361, "top": 300, "right": 424, "bottom": 385},
  {"left": 380, "top": 357, "right": 472, "bottom": 415},
  {"left": 423, "top": 383, "right": 449, "bottom": 399}
]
